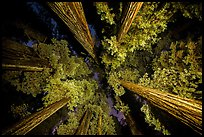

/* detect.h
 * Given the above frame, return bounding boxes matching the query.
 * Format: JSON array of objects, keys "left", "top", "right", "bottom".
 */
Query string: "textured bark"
[
  {"left": 119, "top": 80, "right": 202, "bottom": 135},
  {"left": 47, "top": 2, "right": 98, "bottom": 63},
  {"left": 97, "top": 109, "right": 102, "bottom": 135},
  {"left": 125, "top": 113, "right": 142, "bottom": 135},
  {"left": 75, "top": 110, "right": 92, "bottom": 135},
  {"left": 2, "top": 98, "right": 70, "bottom": 135},
  {"left": 117, "top": 2, "right": 143, "bottom": 42},
  {"left": 2, "top": 38, "right": 49, "bottom": 71}
]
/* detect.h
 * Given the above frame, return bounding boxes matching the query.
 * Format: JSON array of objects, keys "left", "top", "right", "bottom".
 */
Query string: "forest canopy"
[{"left": 1, "top": 1, "right": 202, "bottom": 135}]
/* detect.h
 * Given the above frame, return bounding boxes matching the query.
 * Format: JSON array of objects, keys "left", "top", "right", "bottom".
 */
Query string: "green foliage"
[
  {"left": 2, "top": 69, "right": 51, "bottom": 97},
  {"left": 123, "top": 2, "right": 176, "bottom": 52},
  {"left": 107, "top": 71, "right": 125, "bottom": 96},
  {"left": 57, "top": 111, "right": 80, "bottom": 135},
  {"left": 107, "top": 67, "right": 140, "bottom": 96},
  {"left": 101, "top": 36, "right": 127, "bottom": 69},
  {"left": 57, "top": 92, "right": 117, "bottom": 135},
  {"left": 172, "top": 2, "right": 202, "bottom": 21},
  {"left": 10, "top": 103, "right": 31, "bottom": 120},
  {"left": 95, "top": 2, "right": 116, "bottom": 25},
  {"left": 85, "top": 92, "right": 116, "bottom": 135},
  {"left": 2, "top": 39, "right": 94, "bottom": 100},
  {"left": 86, "top": 104, "right": 116, "bottom": 135},
  {"left": 35, "top": 39, "right": 98, "bottom": 110},
  {"left": 2, "top": 71, "right": 22, "bottom": 88},
  {"left": 2, "top": 2, "right": 202, "bottom": 135},
  {"left": 141, "top": 104, "right": 170, "bottom": 135},
  {"left": 100, "top": 2, "right": 178, "bottom": 70},
  {"left": 20, "top": 70, "right": 51, "bottom": 97},
  {"left": 139, "top": 38, "right": 202, "bottom": 99},
  {"left": 43, "top": 79, "right": 98, "bottom": 111},
  {"left": 114, "top": 96, "right": 130, "bottom": 116},
  {"left": 99, "top": 3, "right": 202, "bottom": 134},
  {"left": 35, "top": 39, "right": 91, "bottom": 78},
  {"left": 106, "top": 49, "right": 151, "bottom": 97}
]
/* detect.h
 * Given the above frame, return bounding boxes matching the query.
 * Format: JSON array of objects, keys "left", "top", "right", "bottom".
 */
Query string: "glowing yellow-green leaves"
[
  {"left": 95, "top": 2, "right": 116, "bottom": 25},
  {"left": 141, "top": 104, "right": 170, "bottom": 135},
  {"left": 139, "top": 39, "right": 202, "bottom": 99}
]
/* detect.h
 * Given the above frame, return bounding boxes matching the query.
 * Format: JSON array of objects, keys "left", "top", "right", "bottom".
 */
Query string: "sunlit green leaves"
[
  {"left": 57, "top": 112, "right": 80, "bottom": 135},
  {"left": 141, "top": 104, "right": 170, "bottom": 135},
  {"left": 139, "top": 39, "right": 202, "bottom": 99},
  {"left": 95, "top": 2, "right": 116, "bottom": 25},
  {"left": 57, "top": 92, "right": 116, "bottom": 135}
]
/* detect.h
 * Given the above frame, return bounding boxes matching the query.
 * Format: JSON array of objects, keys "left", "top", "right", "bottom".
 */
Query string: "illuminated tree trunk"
[
  {"left": 75, "top": 110, "right": 92, "bottom": 135},
  {"left": 115, "top": 96, "right": 142, "bottom": 135},
  {"left": 117, "top": 2, "right": 143, "bottom": 42},
  {"left": 97, "top": 109, "right": 102, "bottom": 135},
  {"left": 47, "top": 2, "right": 98, "bottom": 63},
  {"left": 2, "top": 98, "right": 69, "bottom": 135},
  {"left": 119, "top": 80, "right": 202, "bottom": 135},
  {"left": 2, "top": 38, "right": 49, "bottom": 71}
]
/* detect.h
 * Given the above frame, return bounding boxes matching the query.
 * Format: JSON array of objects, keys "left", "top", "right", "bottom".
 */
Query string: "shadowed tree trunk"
[
  {"left": 47, "top": 2, "right": 98, "bottom": 63},
  {"left": 115, "top": 95, "right": 142, "bottom": 135},
  {"left": 2, "top": 98, "right": 70, "bottom": 135},
  {"left": 117, "top": 2, "right": 143, "bottom": 42},
  {"left": 119, "top": 80, "right": 202, "bottom": 135},
  {"left": 14, "top": 20, "right": 47, "bottom": 43},
  {"left": 2, "top": 38, "right": 50, "bottom": 71},
  {"left": 75, "top": 110, "right": 92, "bottom": 135}
]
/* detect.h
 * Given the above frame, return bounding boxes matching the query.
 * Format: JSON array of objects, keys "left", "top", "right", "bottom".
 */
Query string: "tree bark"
[
  {"left": 75, "top": 110, "right": 92, "bottom": 135},
  {"left": 2, "top": 98, "right": 70, "bottom": 135},
  {"left": 2, "top": 38, "right": 49, "bottom": 71},
  {"left": 119, "top": 80, "right": 202, "bottom": 135},
  {"left": 117, "top": 2, "right": 143, "bottom": 42},
  {"left": 115, "top": 95, "right": 142, "bottom": 135},
  {"left": 97, "top": 109, "right": 102, "bottom": 135},
  {"left": 47, "top": 2, "right": 98, "bottom": 63}
]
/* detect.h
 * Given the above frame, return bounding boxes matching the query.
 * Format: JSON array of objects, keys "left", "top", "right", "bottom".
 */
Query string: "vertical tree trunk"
[
  {"left": 97, "top": 109, "right": 102, "bottom": 135},
  {"left": 75, "top": 110, "right": 92, "bottom": 135},
  {"left": 117, "top": 2, "right": 143, "bottom": 42},
  {"left": 119, "top": 80, "right": 202, "bottom": 135},
  {"left": 2, "top": 38, "right": 49, "bottom": 71},
  {"left": 2, "top": 98, "right": 70, "bottom": 135},
  {"left": 115, "top": 96, "right": 142, "bottom": 135},
  {"left": 47, "top": 2, "right": 98, "bottom": 63}
]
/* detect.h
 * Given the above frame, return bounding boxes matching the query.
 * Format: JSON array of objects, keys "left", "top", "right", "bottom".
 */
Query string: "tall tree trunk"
[
  {"left": 119, "top": 80, "right": 202, "bottom": 135},
  {"left": 2, "top": 38, "right": 49, "bottom": 71},
  {"left": 117, "top": 2, "right": 143, "bottom": 42},
  {"left": 2, "top": 98, "right": 70, "bottom": 135},
  {"left": 115, "top": 96, "right": 142, "bottom": 135},
  {"left": 47, "top": 2, "right": 98, "bottom": 63},
  {"left": 97, "top": 109, "right": 102, "bottom": 135},
  {"left": 75, "top": 110, "right": 92, "bottom": 135}
]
